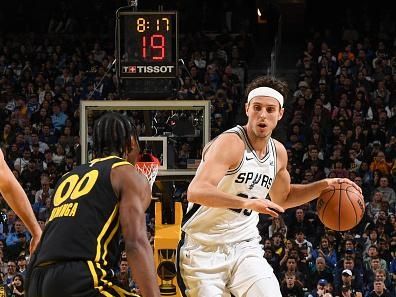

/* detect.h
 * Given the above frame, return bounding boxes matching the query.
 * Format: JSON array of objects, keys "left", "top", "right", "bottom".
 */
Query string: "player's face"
[{"left": 245, "top": 97, "right": 284, "bottom": 138}]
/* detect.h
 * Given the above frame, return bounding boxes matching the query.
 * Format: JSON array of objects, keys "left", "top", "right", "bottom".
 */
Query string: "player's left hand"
[{"left": 326, "top": 178, "right": 362, "bottom": 195}]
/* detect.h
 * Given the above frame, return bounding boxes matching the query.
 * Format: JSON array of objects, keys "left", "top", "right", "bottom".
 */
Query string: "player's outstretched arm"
[
  {"left": 269, "top": 141, "right": 362, "bottom": 209},
  {"left": 0, "top": 149, "right": 42, "bottom": 253},
  {"left": 112, "top": 165, "right": 160, "bottom": 297},
  {"left": 188, "top": 134, "right": 284, "bottom": 217}
]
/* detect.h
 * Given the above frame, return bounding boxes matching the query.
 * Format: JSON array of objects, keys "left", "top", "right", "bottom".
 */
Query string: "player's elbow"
[
  {"left": 124, "top": 235, "right": 150, "bottom": 256},
  {"left": 186, "top": 184, "right": 203, "bottom": 203}
]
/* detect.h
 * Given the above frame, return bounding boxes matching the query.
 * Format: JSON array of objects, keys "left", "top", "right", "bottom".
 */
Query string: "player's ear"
[
  {"left": 130, "top": 136, "right": 139, "bottom": 152},
  {"left": 245, "top": 102, "right": 249, "bottom": 116},
  {"left": 278, "top": 107, "right": 284, "bottom": 120}
]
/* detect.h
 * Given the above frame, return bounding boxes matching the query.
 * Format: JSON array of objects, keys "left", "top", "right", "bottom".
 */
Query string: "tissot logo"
[
  {"left": 122, "top": 66, "right": 137, "bottom": 73},
  {"left": 122, "top": 65, "right": 175, "bottom": 74}
]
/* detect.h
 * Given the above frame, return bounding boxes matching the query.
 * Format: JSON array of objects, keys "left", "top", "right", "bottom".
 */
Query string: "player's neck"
[{"left": 243, "top": 125, "right": 270, "bottom": 158}]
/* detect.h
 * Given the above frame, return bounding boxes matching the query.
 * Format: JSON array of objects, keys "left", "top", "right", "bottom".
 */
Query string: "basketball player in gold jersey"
[
  {"left": 0, "top": 149, "right": 42, "bottom": 253},
  {"left": 26, "top": 112, "right": 160, "bottom": 297}
]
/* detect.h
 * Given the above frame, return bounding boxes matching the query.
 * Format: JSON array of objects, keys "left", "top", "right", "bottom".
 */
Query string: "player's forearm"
[
  {"left": 283, "top": 179, "right": 330, "bottom": 209},
  {"left": 188, "top": 183, "right": 250, "bottom": 209},
  {"left": 0, "top": 171, "right": 42, "bottom": 238},
  {"left": 126, "top": 238, "right": 160, "bottom": 297}
]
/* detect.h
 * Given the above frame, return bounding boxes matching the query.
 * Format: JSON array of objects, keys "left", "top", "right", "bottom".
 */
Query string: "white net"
[{"left": 135, "top": 162, "right": 159, "bottom": 189}]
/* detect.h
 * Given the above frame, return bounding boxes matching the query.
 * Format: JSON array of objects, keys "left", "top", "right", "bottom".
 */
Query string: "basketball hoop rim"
[
  {"left": 135, "top": 161, "right": 160, "bottom": 167},
  {"left": 134, "top": 161, "right": 159, "bottom": 190}
]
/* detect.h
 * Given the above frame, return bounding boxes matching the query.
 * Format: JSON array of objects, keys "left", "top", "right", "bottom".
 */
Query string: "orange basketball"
[{"left": 317, "top": 182, "right": 365, "bottom": 231}]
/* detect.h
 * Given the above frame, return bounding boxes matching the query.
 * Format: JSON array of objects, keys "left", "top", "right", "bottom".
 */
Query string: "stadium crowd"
[
  {"left": 0, "top": 2, "right": 395, "bottom": 297},
  {"left": 264, "top": 19, "right": 396, "bottom": 297}
]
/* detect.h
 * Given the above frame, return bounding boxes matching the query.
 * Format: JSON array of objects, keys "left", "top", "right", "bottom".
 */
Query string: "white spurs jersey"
[{"left": 182, "top": 125, "right": 278, "bottom": 245}]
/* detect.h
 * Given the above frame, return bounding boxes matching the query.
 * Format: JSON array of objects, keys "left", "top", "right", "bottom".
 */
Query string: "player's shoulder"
[
  {"left": 211, "top": 132, "right": 244, "bottom": 153},
  {"left": 202, "top": 132, "right": 244, "bottom": 163},
  {"left": 219, "top": 131, "right": 244, "bottom": 144},
  {"left": 111, "top": 161, "right": 148, "bottom": 190},
  {"left": 271, "top": 138, "right": 287, "bottom": 158}
]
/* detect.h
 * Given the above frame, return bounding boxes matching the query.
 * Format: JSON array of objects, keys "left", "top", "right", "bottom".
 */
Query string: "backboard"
[{"left": 79, "top": 100, "right": 210, "bottom": 177}]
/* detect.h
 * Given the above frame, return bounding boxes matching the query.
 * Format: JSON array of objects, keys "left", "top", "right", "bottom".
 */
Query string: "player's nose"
[{"left": 259, "top": 110, "right": 267, "bottom": 118}]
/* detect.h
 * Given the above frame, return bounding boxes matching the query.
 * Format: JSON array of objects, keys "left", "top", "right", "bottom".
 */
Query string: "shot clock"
[{"left": 117, "top": 11, "right": 178, "bottom": 79}]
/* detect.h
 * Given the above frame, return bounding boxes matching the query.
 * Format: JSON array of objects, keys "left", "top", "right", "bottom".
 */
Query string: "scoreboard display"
[{"left": 117, "top": 11, "right": 178, "bottom": 79}]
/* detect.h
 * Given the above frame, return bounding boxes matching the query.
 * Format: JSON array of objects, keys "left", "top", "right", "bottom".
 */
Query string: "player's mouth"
[{"left": 258, "top": 123, "right": 267, "bottom": 128}]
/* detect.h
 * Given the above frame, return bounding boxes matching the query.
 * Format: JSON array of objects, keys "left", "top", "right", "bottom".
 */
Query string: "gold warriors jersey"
[
  {"left": 182, "top": 125, "right": 278, "bottom": 245},
  {"left": 34, "top": 156, "right": 132, "bottom": 269}
]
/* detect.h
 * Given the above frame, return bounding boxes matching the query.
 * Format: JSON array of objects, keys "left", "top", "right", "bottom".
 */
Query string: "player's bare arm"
[
  {"left": 188, "top": 133, "right": 284, "bottom": 217},
  {"left": 269, "top": 140, "right": 362, "bottom": 209},
  {"left": 112, "top": 164, "right": 161, "bottom": 297},
  {"left": 0, "top": 149, "right": 42, "bottom": 253}
]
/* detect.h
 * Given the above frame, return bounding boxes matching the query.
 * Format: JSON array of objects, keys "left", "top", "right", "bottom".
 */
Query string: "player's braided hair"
[
  {"left": 245, "top": 76, "right": 289, "bottom": 105},
  {"left": 93, "top": 112, "right": 138, "bottom": 158}
]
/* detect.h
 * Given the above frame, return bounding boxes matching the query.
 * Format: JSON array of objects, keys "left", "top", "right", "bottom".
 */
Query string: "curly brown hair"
[{"left": 245, "top": 76, "right": 289, "bottom": 105}]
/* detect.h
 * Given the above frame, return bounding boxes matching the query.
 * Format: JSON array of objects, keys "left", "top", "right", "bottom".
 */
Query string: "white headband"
[{"left": 247, "top": 87, "right": 284, "bottom": 107}]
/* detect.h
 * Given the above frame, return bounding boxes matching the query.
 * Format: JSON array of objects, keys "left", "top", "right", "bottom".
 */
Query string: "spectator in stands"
[
  {"left": 30, "top": 144, "right": 44, "bottom": 167},
  {"left": 370, "top": 150, "right": 392, "bottom": 176},
  {"left": 303, "top": 146, "right": 325, "bottom": 171},
  {"left": 280, "top": 256, "right": 305, "bottom": 286},
  {"left": 272, "top": 232, "right": 286, "bottom": 259},
  {"left": 51, "top": 103, "right": 68, "bottom": 133},
  {"left": 366, "top": 280, "right": 391, "bottom": 297},
  {"left": 364, "top": 268, "right": 393, "bottom": 296},
  {"left": 263, "top": 246, "right": 281, "bottom": 279},
  {"left": 294, "top": 229, "right": 313, "bottom": 261},
  {"left": 364, "top": 247, "right": 388, "bottom": 275},
  {"left": 334, "top": 257, "right": 364, "bottom": 295},
  {"left": 51, "top": 144, "right": 66, "bottom": 166},
  {"left": 308, "top": 256, "right": 334, "bottom": 291},
  {"left": 16, "top": 255, "right": 26, "bottom": 278},
  {"left": 13, "top": 148, "right": 31, "bottom": 173},
  {"left": 280, "top": 272, "right": 305, "bottom": 297},
  {"left": 29, "top": 132, "right": 49, "bottom": 154},
  {"left": 311, "top": 236, "right": 337, "bottom": 269},
  {"left": 34, "top": 175, "right": 53, "bottom": 205},
  {"left": 4, "top": 261, "right": 17, "bottom": 285},
  {"left": 0, "top": 123, "right": 15, "bottom": 148},
  {"left": 366, "top": 192, "right": 386, "bottom": 220},
  {"left": 288, "top": 208, "right": 315, "bottom": 240},
  {"left": 334, "top": 269, "right": 363, "bottom": 297},
  {"left": 7, "top": 274, "right": 24, "bottom": 296},
  {"left": 376, "top": 176, "right": 396, "bottom": 211},
  {"left": 279, "top": 239, "right": 297, "bottom": 267},
  {"left": 116, "top": 258, "right": 132, "bottom": 291},
  {"left": 268, "top": 216, "right": 288, "bottom": 238},
  {"left": 307, "top": 278, "right": 331, "bottom": 297},
  {"left": 5, "top": 220, "right": 30, "bottom": 259},
  {"left": 19, "top": 160, "right": 41, "bottom": 195},
  {"left": 39, "top": 124, "right": 57, "bottom": 147}
]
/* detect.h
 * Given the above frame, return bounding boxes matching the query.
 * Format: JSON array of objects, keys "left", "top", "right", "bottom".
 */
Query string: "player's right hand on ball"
[
  {"left": 247, "top": 198, "right": 284, "bottom": 217},
  {"left": 326, "top": 178, "right": 363, "bottom": 195}
]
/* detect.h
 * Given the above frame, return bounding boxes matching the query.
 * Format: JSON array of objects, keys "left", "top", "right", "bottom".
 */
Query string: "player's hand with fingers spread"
[
  {"left": 325, "top": 178, "right": 363, "bottom": 195},
  {"left": 246, "top": 198, "right": 284, "bottom": 217}
]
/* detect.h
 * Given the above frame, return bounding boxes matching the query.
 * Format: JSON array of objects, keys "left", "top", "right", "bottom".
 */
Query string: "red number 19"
[{"left": 142, "top": 34, "right": 165, "bottom": 61}]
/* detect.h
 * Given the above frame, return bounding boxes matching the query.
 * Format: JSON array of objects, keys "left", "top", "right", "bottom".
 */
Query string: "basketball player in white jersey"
[
  {"left": 177, "top": 76, "right": 362, "bottom": 297},
  {"left": 0, "top": 148, "right": 42, "bottom": 253}
]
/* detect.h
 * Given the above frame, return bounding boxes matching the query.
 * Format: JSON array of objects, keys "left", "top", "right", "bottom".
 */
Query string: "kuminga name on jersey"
[{"left": 182, "top": 125, "right": 278, "bottom": 245}]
